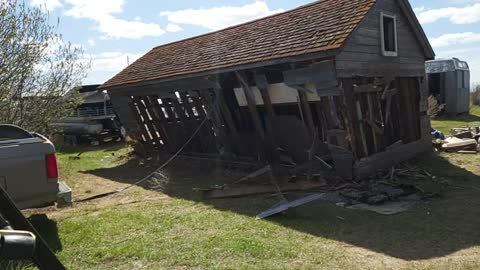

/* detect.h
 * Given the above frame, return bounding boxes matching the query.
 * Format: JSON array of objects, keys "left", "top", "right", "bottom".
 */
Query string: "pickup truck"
[{"left": 0, "top": 125, "right": 72, "bottom": 209}]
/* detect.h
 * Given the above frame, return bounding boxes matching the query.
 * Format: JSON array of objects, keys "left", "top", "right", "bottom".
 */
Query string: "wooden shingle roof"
[{"left": 101, "top": 0, "right": 378, "bottom": 90}]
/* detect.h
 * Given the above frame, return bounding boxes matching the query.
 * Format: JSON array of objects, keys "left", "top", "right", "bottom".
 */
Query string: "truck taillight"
[{"left": 46, "top": 154, "right": 58, "bottom": 181}]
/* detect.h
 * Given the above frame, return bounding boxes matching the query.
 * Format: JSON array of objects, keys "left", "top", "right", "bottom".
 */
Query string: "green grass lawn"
[
  {"left": 431, "top": 106, "right": 480, "bottom": 134},
  {"left": 23, "top": 109, "right": 480, "bottom": 269}
]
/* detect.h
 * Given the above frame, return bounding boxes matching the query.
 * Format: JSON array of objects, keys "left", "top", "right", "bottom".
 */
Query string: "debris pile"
[
  {"left": 200, "top": 160, "right": 439, "bottom": 219},
  {"left": 433, "top": 127, "right": 480, "bottom": 153}
]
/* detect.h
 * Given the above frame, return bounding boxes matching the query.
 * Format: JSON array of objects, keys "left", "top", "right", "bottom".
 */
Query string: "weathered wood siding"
[{"left": 336, "top": 0, "right": 427, "bottom": 78}]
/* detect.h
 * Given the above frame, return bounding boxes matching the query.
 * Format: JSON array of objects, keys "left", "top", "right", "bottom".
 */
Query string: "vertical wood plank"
[
  {"left": 190, "top": 94, "right": 215, "bottom": 153},
  {"left": 128, "top": 100, "right": 152, "bottom": 145},
  {"left": 255, "top": 73, "right": 279, "bottom": 163},
  {"left": 149, "top": 95, "right": 176, "bottom": 153},
  {"left": 235, "top": 71, "right": 265, "bottom": 141},
  {"left": 298, "top": 89, "right": 315, "bottom": 138},
  {"left": 144, "top": 96, "right": 171, "bottom": 151},
  {"left": 199, "top": 89, "right": 224, "bottom": 153},
  {"left": 340, "top": 79, "right": 359, "bottom": 156},
  {"left": 132, "top": 96, "right": 162, "bottom": 148},
  {"left": 366, "top": 93, "right": 378, "bottom": 153},
  {"left": 356, "top": 100, "right": 369, "bottom": 157},
  {"left": 235, "top": 71, "right": 266, "bottom": 161}
]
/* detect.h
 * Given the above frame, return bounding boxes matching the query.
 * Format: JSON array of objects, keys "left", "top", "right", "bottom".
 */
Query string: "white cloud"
[
  {"left": 87, "top": 39, "right": 95, "bottom": 46},
  {"left": 413, "top": 6, "right": 425, "bottom": 14},
  {"left": 64, "top": 0, "right": 122, "bottom": 18},
  {"left": 30, "top": 0, "right": 62, "bottom": 11},
  {"left": 63, "top": 0, "right": 165, "bottom": 39},
  {"left": 83, "top": 52, "right": 143, "bottom": 84},
  {"left": 430, "top": 32, "right": 480, "bottom": 47},
  {"left": 418, "top": 3, "right": 480, "bottom": 24},
  {"left": 166, "top": 23, "right": 182, "bottom": 33},
  {"left": 160, "top": 1, "right": 284, "bottom": 31},
  {"left": 90, "top": 52, "right": 142, "bottom": 72},
  {"left": 97, "top": 17, "right": 165, "bottom": 39}
]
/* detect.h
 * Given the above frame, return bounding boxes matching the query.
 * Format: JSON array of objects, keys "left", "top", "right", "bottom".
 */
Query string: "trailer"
[
  {"left": 53, "top": 85, "right": 125, "bottom": 145},
  {"left": 426, "top": 58, "right": 470, "bottom": 115}
]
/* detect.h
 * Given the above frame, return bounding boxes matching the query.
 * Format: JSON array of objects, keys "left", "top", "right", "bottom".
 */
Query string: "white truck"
[{"left": 0, "top": 125, "right": 72, "bottom": 209}]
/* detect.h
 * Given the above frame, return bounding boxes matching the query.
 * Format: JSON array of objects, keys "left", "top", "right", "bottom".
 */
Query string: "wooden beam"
[
  {"left": 354, "top": 84, "right": 383, "bottom": 93},
  {"left": 202, "top": 180, "right": 327, "bottom": 199},
  {"left": 199, "top": 90, "right": 225, "bottom": 153},
  {"left": 128, "top": 100, "right": 153, "bottom": 145},
  {"left": 189, "top": 94, "right": 215, "bottom": 153},
  {"left": 366, "top": 93, "right": 378, "bottom": 153},
  {"left": 149, "top": 95, "right": 176, "bottom": 153},
  {"left": 179, "top": 92, "right": 196, "bottom": 121},
  {"left": 143, "top": 96, "right": 171, "bottom": 151},
  {"left": 254, "top": 72, "right": 281, "bottom": 163},
  {"left": 356, "top": 101, "right": 369, "bottom": 157},
  {"left": 103, "top": 51, "right": 340, "bottom": 92},
  {"left": 341, "top": 79, "right": 359, "bottom": 157},
  {"left": 354, "top": 138, "right": 431, "bottom": 180},
  {"left": 235, "top": 71, "right": 265, "bottom": 141},
  {"left": 297, "top": 89, "right": 315, "bottom": 137},
  {"left": 132, "top": 97, "right": 162, "bottom": 148}
]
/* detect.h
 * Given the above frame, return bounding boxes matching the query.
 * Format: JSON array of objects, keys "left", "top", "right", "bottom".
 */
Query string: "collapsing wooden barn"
[{"left": 99, "top": 0, "right": 435, "bottom": 180}]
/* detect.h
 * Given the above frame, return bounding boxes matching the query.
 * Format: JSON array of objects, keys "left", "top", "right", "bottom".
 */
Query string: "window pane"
[{"left": 383, "top": 16, "right": 396, "bottom": 52}]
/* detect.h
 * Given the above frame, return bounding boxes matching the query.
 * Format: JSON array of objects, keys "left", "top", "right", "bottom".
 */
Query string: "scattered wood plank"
[
  {"left": 232, "top": 165, "right": 272, "bottom": 185},
  {"left": 202, "top": 180, "right": 327, "bottom": 199}
]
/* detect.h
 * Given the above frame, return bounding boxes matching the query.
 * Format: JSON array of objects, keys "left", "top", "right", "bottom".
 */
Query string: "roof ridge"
[
  {"left": 152, "top": 0, "right": 326, "bottom": 51},
  {"left": 100, "top": 0, "right": 379, "bottom": 89}
]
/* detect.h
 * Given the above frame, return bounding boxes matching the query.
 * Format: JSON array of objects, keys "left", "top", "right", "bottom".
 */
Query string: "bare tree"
[{"left": 0, "top": 0, "right": 89, "bottom": 134}]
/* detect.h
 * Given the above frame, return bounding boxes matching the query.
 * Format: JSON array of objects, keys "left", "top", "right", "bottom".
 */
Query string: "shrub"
[{"left": 472, "top": 85, "right": 480, "bottom": 106}]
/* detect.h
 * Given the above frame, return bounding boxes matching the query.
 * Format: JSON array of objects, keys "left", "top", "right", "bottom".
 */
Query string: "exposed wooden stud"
[
  {"left": 339, "top": 79, "right": 358, "bottom": 156},
  {"left": 254, "top": 72, "right": 281, "bottom": 163},
  {"left": 143, "top": 96, "right": 171, "bottom": 151},
  {"left": 179, "top": 92, "right": 196, "bottom": 121},
  {"left": 133, "top": 97, "right": 162, "bottom": 148},
  {"left": 199, "top": 90, "right": 224, "bottom": 153},
  {"left": 297, "top": 89, "right": 315, "bottom": 137},
  {"left": 354, "top": 84, "right": 382, "bottom": 93},
  {"left": 366, "top": 93, "right": 378, "bottom": 153},
  {"left": 328, "top": 97, "right": 341, "bottom": 129},
  {"left": 356, "top": 101, "right": 369, "bottom": 157},
  {"left": 149, "top": 95, "right": 176, "bottom": 153},
  {"left": 235, "top": 71, "right": 265, "bottom": 141},
  {"left": 366, "top": 119, "right": 383, "bottom": 135},
  {"left": 213, "top": 87, "right": 238, "bottom": 156},
  {"left": 217, "top": 91, "right": 239, "bottom": 137},
  {"left": 313, "top": 102, "right": 328, "bottom": 142},
  {"left": 190, "top": 94, "right": 215, "bottom": 153},
  {"left": 128, "top": 100, "right": 153, "bottom": 145}
]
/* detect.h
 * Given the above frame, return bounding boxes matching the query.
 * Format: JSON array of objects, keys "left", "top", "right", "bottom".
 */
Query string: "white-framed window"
[{"left": 380, "top": 12, "right": 398, "bottom": 57}]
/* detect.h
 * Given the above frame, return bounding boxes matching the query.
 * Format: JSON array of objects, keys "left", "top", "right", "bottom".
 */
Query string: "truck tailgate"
[{"left": 0, "top": 139, "right": 59, "bottom": 208}]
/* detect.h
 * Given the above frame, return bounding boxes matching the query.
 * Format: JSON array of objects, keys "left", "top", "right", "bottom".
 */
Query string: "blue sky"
[{"left": 30, "top": 0, "right": 480, "bottom": 85}]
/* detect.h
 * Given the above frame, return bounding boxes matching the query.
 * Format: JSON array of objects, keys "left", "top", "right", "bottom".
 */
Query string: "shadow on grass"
[
  {"left": 29, "top": 214, "right": 63, "bottom": 253},
  {"left": 57, "top": 141, "right": 127, "bottom": 155},
  {"left": 83, "top": 152, "right": 480, "bottom": 261}
]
